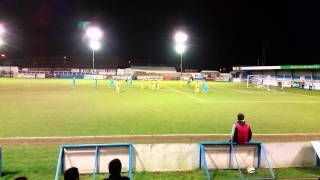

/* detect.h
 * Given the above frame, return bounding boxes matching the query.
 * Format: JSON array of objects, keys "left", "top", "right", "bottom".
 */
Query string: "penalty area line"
[
  {"left": 280, "top": 91, "right": 320, "bottom": 99},
  {"left": 165, "top": 86, "right": 206, "bottom": 102}
]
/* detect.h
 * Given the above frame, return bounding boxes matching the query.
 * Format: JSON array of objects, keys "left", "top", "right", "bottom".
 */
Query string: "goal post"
[{"left": 246, "top": 75, "right": 271, "bottom": 91}]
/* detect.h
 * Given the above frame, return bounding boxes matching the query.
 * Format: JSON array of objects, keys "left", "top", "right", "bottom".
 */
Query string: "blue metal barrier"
[
  {"left": 199, "top": 141, "right": 275, "bottom": 180},
  {"left": 0, "top": 145, "right": 2, "bottom": 177},
  {"left": 54, "top": 144, "right": 133, "bottom": 180}
]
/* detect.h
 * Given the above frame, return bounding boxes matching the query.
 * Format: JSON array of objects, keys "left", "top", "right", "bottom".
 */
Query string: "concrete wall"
[
  {"left": 133, "top": 144, "right": 198, "bottom": 172},
  {"left": 204, "top": 145, "right": 259, "bottom": 169},
  {"left": 263, "top": 142, "right": 315, "bottom": 168},
  {"left": 63, "top": 142, "right": 317, "bottom": 174},
  {"left": 64, "top": 146, "right": 131, "bottom": 174}
]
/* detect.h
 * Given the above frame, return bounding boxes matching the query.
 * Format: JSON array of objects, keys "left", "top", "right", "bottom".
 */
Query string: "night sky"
[{"left": 0, "top": 0, "right": 320, "bottom": 70}]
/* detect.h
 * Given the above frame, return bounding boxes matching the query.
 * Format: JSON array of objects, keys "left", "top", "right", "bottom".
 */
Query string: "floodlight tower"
[
  {"left": 85, "top": 26, "right": 102, "bottom": 73},
  {"left": 0, "top": 24, "right": 4, "bottom": 35},
  {"left": 0, "top": 38, "right": 3, "bottom": 47},
  {"left": 0, "top": 24, "right": 5, "bottom": 58},
  {"left": 174, "top": 31, "right": 188, "bottom": 77},
  {"left": 0, "top": 24, "right": 4, "bottom": 47}
]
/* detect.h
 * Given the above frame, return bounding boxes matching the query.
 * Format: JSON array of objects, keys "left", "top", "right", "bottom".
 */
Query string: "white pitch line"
[
  {"left": 165, "top": 86, "right": 320, "bottom": 103},
  {"left": 280, "top": 91, "right": 320, "bottom": 99},
  {"left": 211, "top": 100, "right": 320, "bottom": 103},
  {"left": 1, "top": 133, "right": 320, "bottom": 140},
  {"left": 229, "top": 88, "right": 265, "bottom": 94},
  {"left": 214, "top": 86, "right": 265, "bottom": 94},
  {"left": 215, "top": 85, "right": 320, "bottom": 99},
  {"left": 166, "top": 86, "right": 206, "bottom": 102}
]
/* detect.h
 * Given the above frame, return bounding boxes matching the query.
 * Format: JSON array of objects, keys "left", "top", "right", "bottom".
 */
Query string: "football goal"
[{"left": 246, "top": 75, "right": 272, "bottom": 91}]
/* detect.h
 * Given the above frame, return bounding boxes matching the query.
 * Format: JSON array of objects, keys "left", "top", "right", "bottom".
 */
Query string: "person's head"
[
  {"left": 64, "top": 167, "right": 79, "bottom": 180},
  {"left": 237, "top": 113, "right": 245, "bottom": 125},
  {"left": 108, "top": 159, "right": 122, "bottom": 175},
  {"left": 15, "top": 177, "right": 28, "bottom": 180}
]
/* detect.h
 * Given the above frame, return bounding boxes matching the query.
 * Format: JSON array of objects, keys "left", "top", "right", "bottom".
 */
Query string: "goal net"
[{"left": 246, "top": 75, "right": 272, "bottom": 91}]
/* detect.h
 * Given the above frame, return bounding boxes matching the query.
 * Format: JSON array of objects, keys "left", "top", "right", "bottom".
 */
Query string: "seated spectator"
[
  {"left": 104, "top": 159, "right": 130, "bottom": 180},
  {"left": 64, "top": 167, "right": 80, "bottom": 180},
  {"left": 14, "top": 177, "right": 28, "bottom": 180},
  {"left": 230, "top": 113, "right": 252, "bottom": 144}
]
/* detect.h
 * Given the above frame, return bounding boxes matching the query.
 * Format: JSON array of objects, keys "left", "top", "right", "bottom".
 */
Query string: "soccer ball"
[{"left": 247, "top": 166, "right": 255, "bottom": 174}]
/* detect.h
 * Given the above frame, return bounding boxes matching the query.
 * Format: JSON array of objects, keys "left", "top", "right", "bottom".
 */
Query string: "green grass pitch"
[
  {"left": 0, "top": 78, "right": 320, "bottom": 137},
  {"left": 1, "top": 78, "right": 320, "bottom": 179}
]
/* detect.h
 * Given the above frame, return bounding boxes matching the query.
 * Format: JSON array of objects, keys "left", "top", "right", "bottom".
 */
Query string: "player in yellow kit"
[
  {"left": 195, "top": 81, "right": 200, "bottom": 93},
  {"left": 156, "top": 80, "right": 161, "bottom": 90},
  {"left": 141, "top": 79, "right": 145, "bottom": 89},
  {"left": 115, "top": 80, "right": 120, "bottom": 94},
  {"left": 151, "top": 80, "right": 156, "bottom": 91}
]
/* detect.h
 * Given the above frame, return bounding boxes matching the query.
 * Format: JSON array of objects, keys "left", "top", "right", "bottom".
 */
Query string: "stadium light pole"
[
  {"left": 0, "top": 38, "right": 3, "bottom": 47},
  {"left": 85, "top": 26, "right": 103, "bottom": 73},
  {"left": 0, "top": 24, "right": 4, "bottom": 35},
  {"left": 0, "top": 24, "right": 5, "bottom": 58},
  {"left": 174, "top": 31, "right": 188, "bottom": 78},
  {"left": 89, "top": 40, "right": 101, "bottom": 70},
  {"left": 0, "top": 24, "right": 4, "bottom": 47},
  {"left": 175, "top": 43, "right": 186, "bottom": 77}
]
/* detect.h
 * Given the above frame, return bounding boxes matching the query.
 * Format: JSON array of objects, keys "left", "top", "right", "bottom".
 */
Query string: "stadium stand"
[
  {"left": 1, "top": 65, "right": 232, "bottom": 81},
  {"left": 131, "top": 66, "right": 177, "bottom": 73},
  {"left": 233, "top": 64, "right": 320, "bottom": 90}
]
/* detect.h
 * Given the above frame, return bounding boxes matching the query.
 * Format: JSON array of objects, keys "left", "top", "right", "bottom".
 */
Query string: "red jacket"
[{"left": 232, "top": 122, "right": 252, "bottom": 144}]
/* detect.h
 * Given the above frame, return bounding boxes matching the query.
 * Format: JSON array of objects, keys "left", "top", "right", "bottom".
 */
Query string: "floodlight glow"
[
  {"left": 175, "top": 43, "right": 186, "bottom": 54},
  {"left": 0, "top": 24, "right": 4, "bottom": 34},
  {"left": 85, "top": 27, "right": 103, "bottom": 40},
  {"left": 174, "top": 31, "right": 188, "bottom": 43},
  {"left": 89, "top": 40, "right": 101, "bottom": 50}
]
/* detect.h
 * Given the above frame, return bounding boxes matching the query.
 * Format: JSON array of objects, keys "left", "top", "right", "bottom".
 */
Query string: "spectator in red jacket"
[{"left": 231, "top": 113, "right": 252, "bottom": 144}]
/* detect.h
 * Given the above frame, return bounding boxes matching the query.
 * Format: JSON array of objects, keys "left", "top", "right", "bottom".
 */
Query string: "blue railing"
[
  {"left": 54, "top": 143, "right": 133, "bottom": 180},
  {"left": 199, "top": 141, "right": 275, "bottom": 180}
]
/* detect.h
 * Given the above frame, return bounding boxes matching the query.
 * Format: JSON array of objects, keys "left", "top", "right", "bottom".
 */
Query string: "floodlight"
[
  {"left": 175, "top": 43, "right": 186, "bottom": 54},
  {"left": 84, "top": 26, "right": 103, "bottom": 72},
  {"left": 85, "top": 27, "right": 103, "bottom": 40},
  {"left": 174, "top": 31, "right": 188, "bottom": 43},
  {"left": 89, "top": 40, "right": 101, "bottom": 50},
  {"left": 174, "top": 31, "right": 188, "bottom": 77},
  {"left": 0, "top": 24, "right": 4, "bottom": 34}
]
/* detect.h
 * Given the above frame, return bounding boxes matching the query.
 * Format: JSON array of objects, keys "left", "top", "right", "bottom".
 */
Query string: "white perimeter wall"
[{"left": 64, "top": 142, "right": 317, "bottom": 174}]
